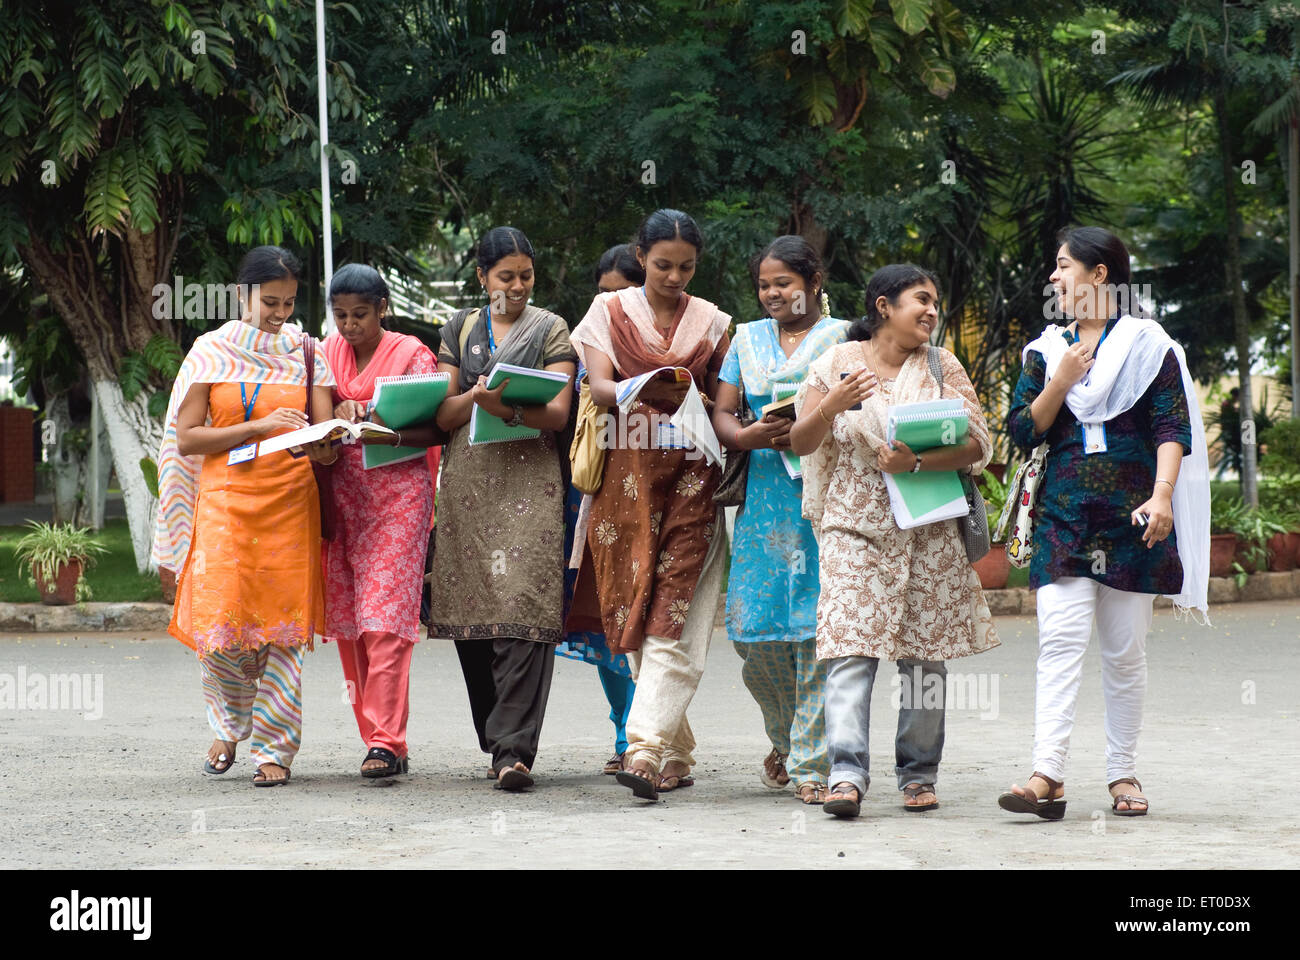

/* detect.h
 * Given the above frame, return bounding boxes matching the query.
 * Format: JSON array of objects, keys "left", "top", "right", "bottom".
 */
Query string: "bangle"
[
  {"left": 1155, "top": 478, "right": 1174, "bottom": 490},
  {"left": 911, "top": 455, "right": 923, "bottom": 473},
  {"left": 818, "top": 405, "right": 834, "bottom": 425},
  {"left": 391, "top": 431, "right": 402, "bottom": 447}
]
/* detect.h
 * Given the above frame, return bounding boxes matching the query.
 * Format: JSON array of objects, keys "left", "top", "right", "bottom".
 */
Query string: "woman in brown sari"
[
  {"left": 570, "top": 209, "right": 731, "bottom": 802},
  {"left": 427, "top": 226, "right": 577, "bottom": 791}
]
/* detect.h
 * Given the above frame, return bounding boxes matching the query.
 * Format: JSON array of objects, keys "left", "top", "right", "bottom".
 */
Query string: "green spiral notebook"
[
  {"left": 468, "top": 362, "right": 570, "bottom": 446},
  {"left": 363, "top": 373, "right": 451, "bottom": 469},
  {"left": 883, "top": 398, "right": 971, "bottom": 529}
]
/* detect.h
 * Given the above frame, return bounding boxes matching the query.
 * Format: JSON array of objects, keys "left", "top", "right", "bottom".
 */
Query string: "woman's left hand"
[
  {"left": 1132, "top": 492, "right": 1175, "bottom": 548},
  {"left": 876, "top": 439, "right": 916, "bottom": 474}
]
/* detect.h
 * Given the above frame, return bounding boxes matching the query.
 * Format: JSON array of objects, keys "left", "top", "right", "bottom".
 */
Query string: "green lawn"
[{"left": 0, "top": 518, "right": 163, "bottom": 603}]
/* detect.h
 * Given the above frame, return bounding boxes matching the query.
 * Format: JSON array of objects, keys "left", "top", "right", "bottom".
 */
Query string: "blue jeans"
[{"left": 824, "top": 656, "right": 946, "bottom": 798}]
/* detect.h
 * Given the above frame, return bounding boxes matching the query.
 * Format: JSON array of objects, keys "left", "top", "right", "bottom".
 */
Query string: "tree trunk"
[
  {"left": 1215, "top": 88, "right": 1259, "bottom": 507},
  {"left": 46, "top": 393, "right": 82, "bottom": 524},
  {"left": 92, "top": 379, "right": 161, "bottom": 568},
  {"left": 1290, "top": 111, "right": 1298, "bottom": 419}
]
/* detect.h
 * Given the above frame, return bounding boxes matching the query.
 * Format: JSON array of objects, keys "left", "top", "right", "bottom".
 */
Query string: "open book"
[
  {"left": 363, "top": 372, "right": 451, "bottom": 469},
  {"left": 882, "top": 397, "right": 970, "bottom": 529},
  {"left": 468, "top": 362, "right": 570, "bottom": 445},
  {"left": 258, "top": 419, "right": 397, "bottom": 458},
  {"left": 615, "top": 366, "right": 722, "bottom": 466}
]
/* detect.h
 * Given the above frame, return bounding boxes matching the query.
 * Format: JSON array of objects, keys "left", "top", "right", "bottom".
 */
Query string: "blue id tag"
[
  {"left": 656, "top": 422, "right": 691, "bottom": 450},
  {"left": 1082, "top": 421, "right": 1107, "bottom": 455},
  {"left": 227, "top": 443, "right": 256, "bottom": 465}
]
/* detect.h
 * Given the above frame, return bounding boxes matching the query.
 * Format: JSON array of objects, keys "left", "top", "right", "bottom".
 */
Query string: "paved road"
[{"left": 1, "top": 601, "right": 1296, "bottom": 869}]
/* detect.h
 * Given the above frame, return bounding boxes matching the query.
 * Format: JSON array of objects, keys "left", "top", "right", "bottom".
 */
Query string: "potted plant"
[
  {"left": 14, "top": 521, "right": 107, "bottom": 605},
  {"left": 1209, "top": 496, "right": 1244, "bottom": 579},
  {"left": 1259, "top": 503, "right": 1298, "bottom": 572},
  {"left": 1231, "top": 505, "right": 1282, "bottom": 576},
  {"left": 140, "top": 456, "right": 176, "bottom": 603},
  {"left": 973, "top": 469, "right": 1011, "bottom": 590}
]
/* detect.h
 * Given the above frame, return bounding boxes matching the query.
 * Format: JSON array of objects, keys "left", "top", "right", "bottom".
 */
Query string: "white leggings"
[{"left": 1033, "top": 577, "right": 1153, "bottom": 783}]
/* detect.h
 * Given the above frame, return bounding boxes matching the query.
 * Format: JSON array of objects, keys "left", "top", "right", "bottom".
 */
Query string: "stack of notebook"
[
  {"left": 882, "top": 397, "right": 971, "bottom": 529},
  {"left": 468, "top": 362, "right": 571, "bottom": 445}
]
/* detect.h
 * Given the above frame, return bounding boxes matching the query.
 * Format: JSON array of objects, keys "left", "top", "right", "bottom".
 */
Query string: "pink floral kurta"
[{"left": 323, "top": 349, "right": 436, "bottom": 644}]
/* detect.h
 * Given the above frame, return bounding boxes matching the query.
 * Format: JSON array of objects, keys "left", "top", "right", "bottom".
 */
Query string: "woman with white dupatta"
[{"left": 997, "top": 227, "right": 1210, "bottom": 821}]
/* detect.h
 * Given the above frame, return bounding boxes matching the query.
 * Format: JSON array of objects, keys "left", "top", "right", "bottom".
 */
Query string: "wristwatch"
[
  {"left": 506, "top": 405, "right": 526, "bottom": 428},
  {"left": 911, "top": 455, "right": 923, "bottom": 473}
]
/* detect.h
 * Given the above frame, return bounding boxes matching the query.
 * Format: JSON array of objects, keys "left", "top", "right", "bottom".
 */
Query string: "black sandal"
[
  {"left": 361, "top": 747, "right": 409, "bottom": 778},
  {"left": 615, "top": 765, "right": 660, "bottom": 802},
  {"left": 997, "top": 771, "right": 1066, "bottom": 821},
  {"left": 823, "top": 782, "right": 862, "bottom": 819},
  {"left": 902, "top": 782, "right": 939, "bottom": 812}
]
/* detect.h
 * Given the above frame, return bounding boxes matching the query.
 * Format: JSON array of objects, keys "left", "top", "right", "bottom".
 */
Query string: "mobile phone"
[{"left": 840, "top": 371, "right": 864, "bottom": 410}]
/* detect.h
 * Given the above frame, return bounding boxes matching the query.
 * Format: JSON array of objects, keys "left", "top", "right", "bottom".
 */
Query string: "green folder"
[
  {"left": 363, "top": 373, "right": 451, "bottom": 469},
  {"left": 888, "top": 398, "right": 969, "bottom": 451},
  {"left": 883, "top": 398, "right": 971, "bottom": 528},
  {"left": 468, "top": 362, "right": 570, "bottom": 446}
]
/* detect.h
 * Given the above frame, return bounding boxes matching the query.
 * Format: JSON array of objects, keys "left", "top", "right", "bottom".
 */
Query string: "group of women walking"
[{"left": 152, "top": 214, "right": 1209, "bottom": 820}]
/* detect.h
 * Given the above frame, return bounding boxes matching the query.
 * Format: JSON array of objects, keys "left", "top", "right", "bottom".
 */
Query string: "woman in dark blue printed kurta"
[{"left": 997, "top": 227, "right": 1209, "bottom": 823}]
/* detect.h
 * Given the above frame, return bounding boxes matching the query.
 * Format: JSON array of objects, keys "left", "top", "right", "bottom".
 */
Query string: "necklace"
[{"left": 781, "top": 321, "right": 816, "bottom": 345}]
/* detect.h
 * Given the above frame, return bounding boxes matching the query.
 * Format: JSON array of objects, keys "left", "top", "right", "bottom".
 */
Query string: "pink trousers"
[{"left": 336, "top": 631, "right": 414, "bottom": 759}]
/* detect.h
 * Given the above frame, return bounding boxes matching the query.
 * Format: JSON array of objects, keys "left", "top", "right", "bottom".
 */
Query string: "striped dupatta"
[{"left": 151, "top": 320, "right": 334, "bottom": 572}]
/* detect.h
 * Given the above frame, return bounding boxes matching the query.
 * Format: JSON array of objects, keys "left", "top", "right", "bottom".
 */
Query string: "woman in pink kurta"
[{"left": 321, "top": 264, "right": 440, "bottom": 778}]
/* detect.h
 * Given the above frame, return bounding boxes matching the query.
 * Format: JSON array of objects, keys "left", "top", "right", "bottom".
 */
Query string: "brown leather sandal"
[
  {"left": 760, "top": 749, "right": 790, "bottom": 788},
  {"left": 795, "top": 782, "right": 827, "bottom": 805},
  {"left": 997, "top": 771, "right": 1066, "bottom": 821},
  {"left": 1108, "top": 777, "right": 1148, "bottom": 817},
  {"left": 823, "top": 781, "right": 861, "bottom": 818},
  {"left": 902, "top": 782, "right": 939, "bottom": 812}
]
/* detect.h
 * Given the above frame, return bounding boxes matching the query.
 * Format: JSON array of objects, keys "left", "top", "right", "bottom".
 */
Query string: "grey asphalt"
[{"left": 1, "top": 600, "right": 1296, "bottom": 869}]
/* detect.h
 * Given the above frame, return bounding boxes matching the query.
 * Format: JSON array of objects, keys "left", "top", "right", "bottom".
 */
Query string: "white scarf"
[{"left": 1023, "top": 316, "right": 1210, "bottom": 621}]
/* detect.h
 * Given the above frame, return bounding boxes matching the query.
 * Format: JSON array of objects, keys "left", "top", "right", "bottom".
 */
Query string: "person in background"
[
  {"left": 426, "top": 226, "right": 577, "bottom": 791},
  {"left": 555, "top": 244, "right": 643, "bottom": 774},
  {"left": 712, "top": 235, "right": 847, "bottom": 804},
  {"left": 322, "top": 263, "right": 441, "bottom": 779},
  {"left": 154, "top": 245, "right": 335, "bottom": 787}
]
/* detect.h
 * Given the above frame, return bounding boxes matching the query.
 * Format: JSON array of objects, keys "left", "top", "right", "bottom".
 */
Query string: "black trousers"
[{"left": 454, "top": 637, "right": 555, "bottom": 772}]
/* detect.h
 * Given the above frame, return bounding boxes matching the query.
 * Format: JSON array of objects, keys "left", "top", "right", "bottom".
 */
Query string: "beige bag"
[{"left": 569, "top": 374, "right": 608, "bottom": 494}]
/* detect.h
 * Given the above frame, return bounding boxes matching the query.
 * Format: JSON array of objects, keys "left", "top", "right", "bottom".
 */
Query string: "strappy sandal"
[
  {"left": 902, "top": 782, "right": 939, "bottom": 812},
  {"left": 823, "top": 782, "right": 861, "bottom": 818},
  {"left": 1109, "top": 777, "right": 1149, "bottom": 817},
  {"left": 361, "top": 746, "right": 408, "bottom": 779},
  {"left": 658, "top": 763, "right": 695, "bottom": 792},
  {"left": 202, "top": 739, "right": 236, "bottom": 775},
  {"left": 252, "top": 764, "right": 291, "bottom": 787},
  {"left": 795, "top": 782, "right": 827, "bottom": 805},
  {"left": 615, "top": 763, "right": 660, "bottom": 801},
  {"left": 760, "top": 749, "right": 790, "bottom": 788},
  {"left": 602, "top": 753, "right": 625, "bottom": 775},
  {"left": 997, "top": 771, "right": 1066, "bottom": 820}
]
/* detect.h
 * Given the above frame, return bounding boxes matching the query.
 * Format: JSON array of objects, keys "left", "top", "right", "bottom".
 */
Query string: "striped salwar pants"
[{"left": 200, "top": 645, "right": 305, "bottom": 769}]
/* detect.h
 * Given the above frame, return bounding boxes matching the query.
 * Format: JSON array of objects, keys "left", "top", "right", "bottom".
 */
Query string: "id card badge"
[
  {"left": 227, "top": 442, "right": 256, "bottom": 465},
  {"left": 657, "top": 422, "right": 690, "bottom": 450},
  {"left": 1082, "top": 421, "right": 1108, "bottom": 455}
]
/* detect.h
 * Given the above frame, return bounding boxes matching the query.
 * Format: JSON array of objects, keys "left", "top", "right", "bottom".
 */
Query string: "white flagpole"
[{"left": 315, "top": 0, "right": 334, "bottom": 334}]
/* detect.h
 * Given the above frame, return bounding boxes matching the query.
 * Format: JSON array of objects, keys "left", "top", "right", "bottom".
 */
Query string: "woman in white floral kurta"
[{"left": 791, "top": 264, "right": 1000, "bottom": 819}]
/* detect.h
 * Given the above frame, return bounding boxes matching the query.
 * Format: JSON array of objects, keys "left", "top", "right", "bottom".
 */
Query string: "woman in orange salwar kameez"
[
  {"left": 154, "top": 246, "right": 336, "bottom": 787},
  {"left": 321, "top": 264, "right": 439, "bottom": 779}
]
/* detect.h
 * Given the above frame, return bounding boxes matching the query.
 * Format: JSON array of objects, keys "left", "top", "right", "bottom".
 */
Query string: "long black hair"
[
  {"left": 749, "top": 235, "right": 823, "bottom": 310},
  {"left": 476, "top": 226, "right": 535, "bottom": 273},
  {"left": 1056, "top": 225, "right": 1131, "bottom": 288},
  {"left": 847, "top": 264, "right": 939, "bottom": 342},
  {"left": 594, "top": 243, "right": 645, "bottom": 286},
  {"left": 237, "top": 245, "right": 301, "bottom": 291},
  {"left": 635, "top": 209, "right": 704, "bottom": 255},
  {"left": 329, "top": 263, "right": 390, "bottom": 310}
]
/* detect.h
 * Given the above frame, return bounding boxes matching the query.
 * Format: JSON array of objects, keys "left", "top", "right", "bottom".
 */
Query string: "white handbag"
[{"left": 995, "top": 442, "right": 1048, "bottom": 568}]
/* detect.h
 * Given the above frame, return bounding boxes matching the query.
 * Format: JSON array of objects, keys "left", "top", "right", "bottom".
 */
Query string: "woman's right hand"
[
  {"left": 251, "top": 407, "right": 309, "bottom": 436},
  {"left": 739, "top": 415, "right": 793, "bottom": 451},
  {"left": 1055, "top": 342, "right": 1095, "bottom": 388},
  {"left": 820, "top": 367, "right": 877, "bottom": 415},
  {"left": 334, "top": 399, "right": 368, "bottom": 423}
]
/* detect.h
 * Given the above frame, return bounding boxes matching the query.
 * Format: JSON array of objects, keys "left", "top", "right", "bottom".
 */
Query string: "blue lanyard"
[
  {"left": 240, "top": 382, "right": 261, "bottom": 422},
  {"left": 484, "top": 305, "right": 496, "bottom": 356}
]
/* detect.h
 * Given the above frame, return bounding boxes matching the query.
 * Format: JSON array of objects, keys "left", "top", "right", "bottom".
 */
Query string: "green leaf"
[
  {"left": 120, "top": 143, "right": 161, "bottom": 232},
  {"left": 836, "top": 0, "right": 875, "bottom": 36},
  {"left": 890, "top": 0, "right": 934, "bottom": 36},
  {"left": 918, "top": 54, "right": 956, "bottom": 98},
  {"left": 143, "top": 335, "right": 183, "bottom": 378},
  {"left": 118, "top": 352, "right": 149, "bottom": 401},
  {"left": 83, "top": 148, "right": 130, "bottom": 236}
]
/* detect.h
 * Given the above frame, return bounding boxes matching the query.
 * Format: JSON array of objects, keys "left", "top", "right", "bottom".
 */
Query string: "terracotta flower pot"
[
  {"left": 35, "top": 558, "right": 82, "bottom": 606},
  {"left": 1209, "top": 534, "right": 1237, "bottom": 579},
  {"left": 973, "top": 546, "right": 1010, "bottom": 590},
  {"left": 1266, "top": 532, "right": 1296, "bottom": 572},
  {"left": 160, "top": 566, "right": 177, "bottom": 604},
  {"left": 1232, "top": 539, "right": 1263, "bottom": 575}
]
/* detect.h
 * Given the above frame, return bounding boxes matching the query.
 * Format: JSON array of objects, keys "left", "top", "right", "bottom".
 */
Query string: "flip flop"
[
  {"left": 658, "top": 773, "right": 695, "bottom": 792},
  {"left": 202, "top": 741, "right": 236, "bottom": 775},
  {"left": 902, "top": 782, "right": 939, "bottom": 812},
  {"left": 496, "top": 764, "right": 534, "bottom": 791},
  {"left": 823, "top": 782, "right": 861, "bottom": 819},
  {"left": 252, "top": 765, "right": 291, "bottom": 787},
  {"left": 615, "top": 767, "right": 659, "bottom": 801},
  {"left": 602, "top": 753, "right": 625, "bottom": 775}
]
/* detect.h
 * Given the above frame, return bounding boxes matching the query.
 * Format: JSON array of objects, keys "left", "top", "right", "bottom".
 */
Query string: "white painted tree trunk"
[
  {"left": 47, "top": 394, "right": 83, "bottom": 524},
  {"left": 92, "top": 379, "right": 163, "bottom": 572}
]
